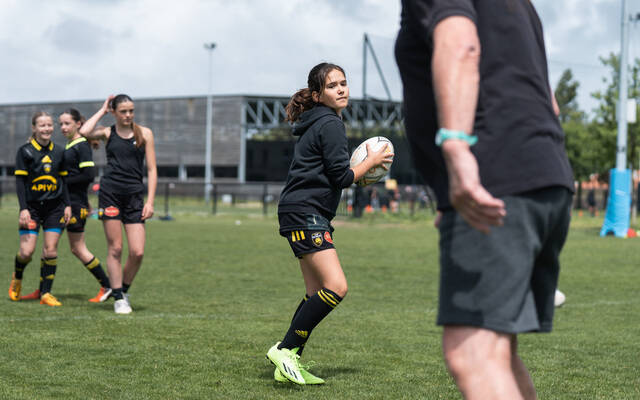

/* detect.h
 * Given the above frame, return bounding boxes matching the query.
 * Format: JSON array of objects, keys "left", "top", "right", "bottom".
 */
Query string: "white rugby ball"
[{"left": 350, "top": 136, "right": 394, "bottom": 186}]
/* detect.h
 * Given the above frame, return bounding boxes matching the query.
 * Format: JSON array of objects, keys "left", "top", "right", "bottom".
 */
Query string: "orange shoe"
[
  {"left": 8, "top": 275, "right": 21, "bottom": 301},
  {"left": 20, "top": 289, "right": 41, "bottom": 300},
  {"left": 40, "top": 292, "right": 62, "bottom": 307},
  {"left": 88, "top": 287, "right": 112, "bottom": 303}
]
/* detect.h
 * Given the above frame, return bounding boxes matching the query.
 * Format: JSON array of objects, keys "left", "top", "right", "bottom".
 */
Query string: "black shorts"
[
  {"left": 67, "top": 203, "right": 90, "bottom": 233},
  {"left": 279, "top": 213, "right": 335, "bottom": 258},
  {"left": 19, "top": 199, "right": 66, "bottom": 235},
  {"left": 98, "top": 190, "right": 145, "bottom": 224},
  {"left": 437, "top": 186, "right": 572, "bottom": 334}
]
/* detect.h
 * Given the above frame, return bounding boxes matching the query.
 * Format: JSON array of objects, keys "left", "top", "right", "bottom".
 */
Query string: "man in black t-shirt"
[{"left": 395, "top": 1, "right": 574, "bottom": 398}]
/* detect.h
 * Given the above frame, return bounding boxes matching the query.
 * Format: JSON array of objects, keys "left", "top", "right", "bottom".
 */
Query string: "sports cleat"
[
  {"left": 88, "top": 287, "right": 112, "bottom": 303},
  {"left": 266, "top": 342, "right": 305, "bottom": 385},
  {"left": 8, "top": 275, "right": 22, "bottom": 301},
  {"left": 40, "top": 293, "right": 62, "bottom": 307},
  {"left": 114, "top": 299, "right": 132, "bottom": 314},
  {"left": 274, "top": 366, "right": 325, "bottom": 385},
  {"left": 21, "top": 289, "right": 41, "bottom": 300}
]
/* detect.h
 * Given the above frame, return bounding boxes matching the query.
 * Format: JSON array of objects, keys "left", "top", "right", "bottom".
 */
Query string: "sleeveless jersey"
[
  {"left": 100, "top": 125, "right": 145, "bottom": 194},
  {"left": 14, "top": 138, "right": 68, "bottom": 203},
  {"left": 63, "top": 137, "right": 95, "bottom": 206}
]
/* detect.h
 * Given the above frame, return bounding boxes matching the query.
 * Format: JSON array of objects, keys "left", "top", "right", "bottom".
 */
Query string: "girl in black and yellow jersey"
[
  {"left": 80, "top": 94, "right": 157, "bottom": 315},
  {"left": 265, "top": 63, "right": 393, "bottom": 385},
  {"left": 59, "top": 108, "right": 112, "bottom": 302},
  {"left": 9, "top": 112, "right": 71, "bottom": 307}
]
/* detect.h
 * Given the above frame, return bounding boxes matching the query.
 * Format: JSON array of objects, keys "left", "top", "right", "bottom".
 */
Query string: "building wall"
[{"left": 0, "top": 95, "right": 242, "bottom": 170}]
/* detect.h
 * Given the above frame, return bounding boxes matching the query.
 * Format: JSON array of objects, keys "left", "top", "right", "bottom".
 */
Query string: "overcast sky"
[{"left": 0, "top": 0, "right": 635, "bottom": 116}]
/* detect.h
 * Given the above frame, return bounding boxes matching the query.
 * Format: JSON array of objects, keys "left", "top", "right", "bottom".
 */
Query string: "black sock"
[
  {"left": 279, "top": 288, "right": 343, "bottom": 351},
  {"left": 122, "top": 283, "right": 131, "bottom": 293},
  {"left": 84, "top": 257, "right": 110, "bottom": 288},
  {"left": 112, "top": 287, "right": 124, "bottom": 300},
  {"left": 291, "top": 294, "right": 310, "bottom": 322},
  {"left": 14, "top": 253, "right": 31, "bottom": 280},
  {"left": 40, "top": 257, "right": 57, "bottom": 294},
  {"left": 290, "top": 294, "right": 310, "bottom": 355}
]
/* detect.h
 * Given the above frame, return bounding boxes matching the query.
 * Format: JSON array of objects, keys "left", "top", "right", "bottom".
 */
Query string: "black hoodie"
[{"left": 278, "top": 105, "right": 355, "bottom": 221}]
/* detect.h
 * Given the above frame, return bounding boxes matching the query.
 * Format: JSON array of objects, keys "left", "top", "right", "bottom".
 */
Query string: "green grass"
[{"left": 0, "top": 203, "right": 638, "bottom": 399}]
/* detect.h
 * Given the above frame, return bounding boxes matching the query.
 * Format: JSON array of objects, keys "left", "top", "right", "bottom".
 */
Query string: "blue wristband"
[{"left": 435, "top": 128, "right": 478, "bottom": 146}]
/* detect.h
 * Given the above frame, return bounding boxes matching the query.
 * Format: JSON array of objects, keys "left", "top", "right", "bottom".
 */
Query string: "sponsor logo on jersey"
[
  {"left": 30, "top": 175, "right": 58, "bottom": 192},
  {"left": 104, "top": 206, "right": 120, "bottom": 217},
  {"left": 324, "top": 231, "right": 333, "bottom": 244},
  {"left": 41, "top": 155, "right": 52, "bottom": 163},
  {"left": 311, "top": 232, "right": 323, "bottom": 247}
]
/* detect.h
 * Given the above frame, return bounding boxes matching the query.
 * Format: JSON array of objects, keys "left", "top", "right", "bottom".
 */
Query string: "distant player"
[
  {"left": 80, "top": 94, "right": 157, "bottom": 314},
  {"left": 265, "top": 63, "right": 393, "bottom": 384},
  {"left": 9, "top": 112, "right": 71, "bottom": 306},
  {"left": 58, "top": 108, "right": 112, "bottom": 302}
]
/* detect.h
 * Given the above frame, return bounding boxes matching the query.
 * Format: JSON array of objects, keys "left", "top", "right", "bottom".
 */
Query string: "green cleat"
[
  {"left": 274, "top": 366, "right": 325, "bottom": 385},
  {"left": 266, "top": 342, "right": 305, "bottom": 385}
]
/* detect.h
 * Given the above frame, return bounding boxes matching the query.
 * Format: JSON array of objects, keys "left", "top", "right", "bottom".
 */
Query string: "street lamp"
[{"left": 204, "top": 42, "right": 216, "bottom": 203}]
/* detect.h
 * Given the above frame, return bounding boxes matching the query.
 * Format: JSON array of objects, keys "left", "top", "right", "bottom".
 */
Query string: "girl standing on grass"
[
  {"left": 8, "top": 112, "right": 71, "bottom": 307},
  {"left": 59, "top": 108, "right": 112, "bottom": 302},
  {"left": 266, "top": 62, "right": 393, "bottom": 385},
  {"left": 80, "top": 94, "right": 157, "bottom": 315}
]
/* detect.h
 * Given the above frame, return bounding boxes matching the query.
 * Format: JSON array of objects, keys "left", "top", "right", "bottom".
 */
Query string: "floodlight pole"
[
  {"left": 616, "top": 0, "right": 630, "bottom": 170},
  {"left": 204, "top": 42, "right": 216, "bottom": 203}
]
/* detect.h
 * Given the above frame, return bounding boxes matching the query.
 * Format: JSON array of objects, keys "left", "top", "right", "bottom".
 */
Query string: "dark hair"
[
  {"left": 61, "top": 108, "right": 85, "bottom": 125},
  {"left": 110, "top": 93, "right": 144, "bottom": 147},
  {"left": 285, "top": 62, "right": 345, "bottom": 122}
]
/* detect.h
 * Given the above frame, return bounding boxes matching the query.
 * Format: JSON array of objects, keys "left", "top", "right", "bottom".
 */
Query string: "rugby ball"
[{"left": 350, "top": 136, "right": 394, "bottom": 186}]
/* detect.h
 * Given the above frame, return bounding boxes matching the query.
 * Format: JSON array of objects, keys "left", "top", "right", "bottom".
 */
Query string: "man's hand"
[{"left": 442, "top": 140, "right": 506, "bottom": 233}]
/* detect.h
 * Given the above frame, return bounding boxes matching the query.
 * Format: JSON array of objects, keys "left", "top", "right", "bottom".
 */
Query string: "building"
[{"left": 0, "top": 95, "right": 404, "bottom": 182}]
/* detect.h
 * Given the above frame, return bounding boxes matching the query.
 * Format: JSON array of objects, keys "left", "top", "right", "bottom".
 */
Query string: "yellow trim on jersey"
[
  {"left": 300, "top": 231, "right": 305, "bottom": 240},
  {"left": 30, "top": 138, "right": 53, "bottom": 151},
  {"left": 59, "top": 171, "right": 68, "bottom": 176},
  {"left": 65, "top": 137, "right": 87, "bottom": 150},
  {"left": 79, "top": 161, "right": 95, "bottom": 168},
  {"left": 14, "top": 170, "right": 28, "bottom": 176},
  {"left": 32, "top": 175, "right": 58, "bottom": 184}
]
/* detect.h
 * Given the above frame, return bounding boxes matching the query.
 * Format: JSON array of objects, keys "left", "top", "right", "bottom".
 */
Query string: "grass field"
[{"left": 0, "top": 201, "right": 639, "bottom": 399}]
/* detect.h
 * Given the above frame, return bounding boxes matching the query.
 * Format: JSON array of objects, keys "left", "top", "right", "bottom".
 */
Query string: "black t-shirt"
[
  {"left": 63, "top": 137, "right": 95, "bottom": 206},
  {"left": 15, "top": 138, "right": 68, "bottom": 203},
  {"left": 101, "top": 126, "right": 146, "bottom": 194},
  {"left": 395, "top": 0, "right": 574, "bottom": 210}
]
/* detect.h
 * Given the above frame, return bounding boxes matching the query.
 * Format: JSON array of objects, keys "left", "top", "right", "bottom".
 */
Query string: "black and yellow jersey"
[
  {"left": 15, "top": 138, "right": 68, "bottom": 203},
  {"left": 63, "top": 137, "right": 95, "bottom": 206}
]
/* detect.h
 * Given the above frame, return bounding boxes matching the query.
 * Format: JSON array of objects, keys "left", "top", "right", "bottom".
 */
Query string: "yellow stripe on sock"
[
  {"left": 317, "top": 290, "right": 337, "bottom": 308},
  {"left": 45, "top": 274, "right": 55, "bottom": 280},
  {"left": 44, "top": 259, "right": 57, "bottom": 266},
  {"left": 321, "top": 290, "right": 340, "bottom": 306},
  {"left": 86, "top": 258, "right": 100, "bottom": 269}
]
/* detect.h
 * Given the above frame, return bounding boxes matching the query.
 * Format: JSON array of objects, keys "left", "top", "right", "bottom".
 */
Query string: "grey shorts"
[{"left": 437, "top": 186, "right": 572, "bottom": 333}]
